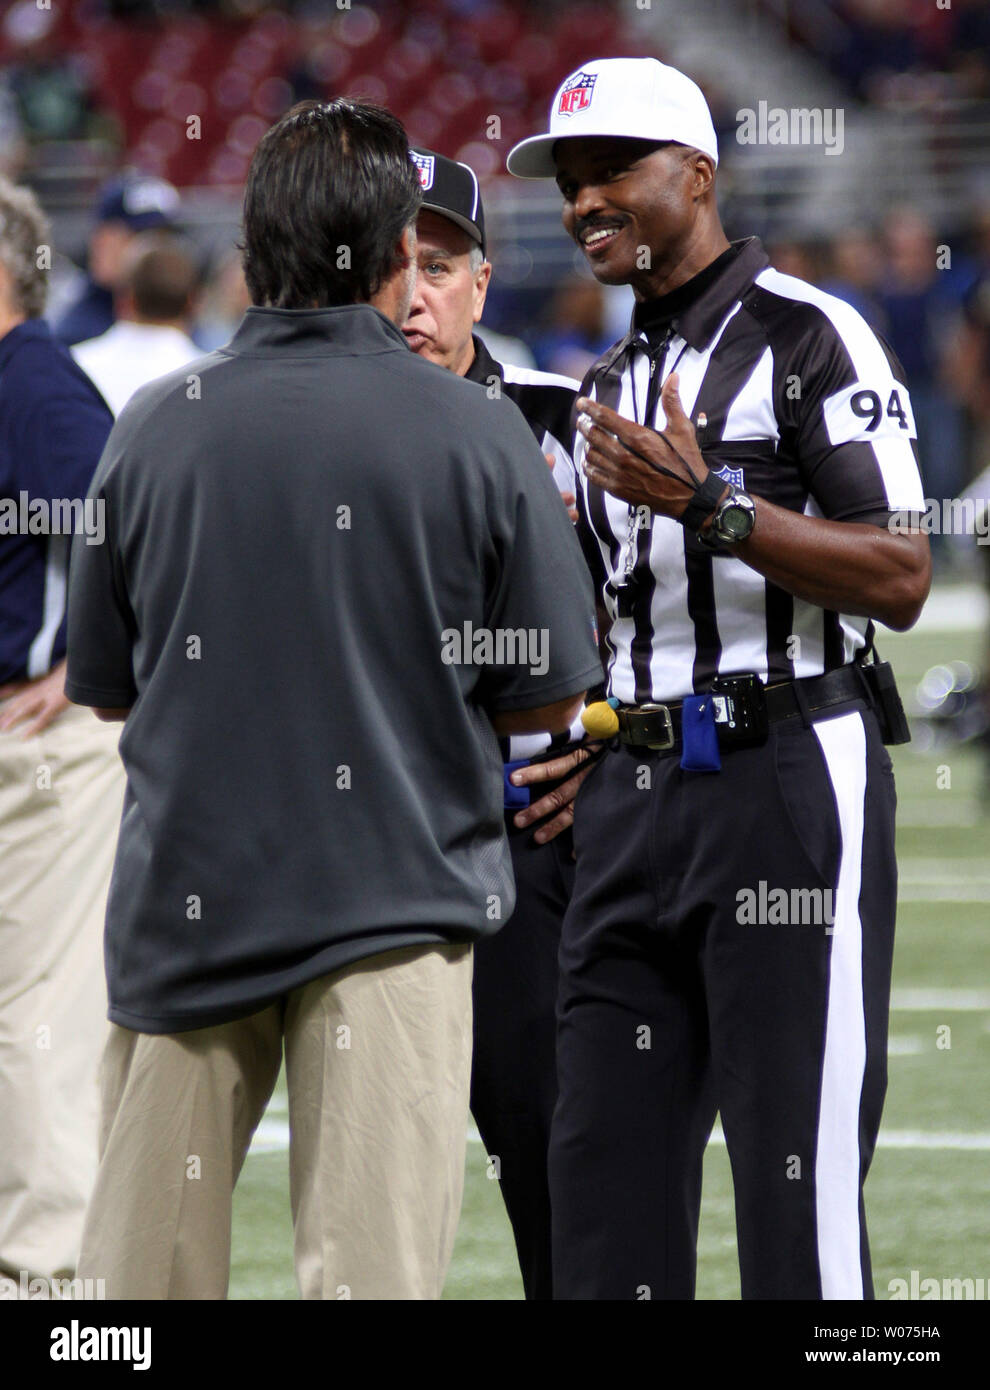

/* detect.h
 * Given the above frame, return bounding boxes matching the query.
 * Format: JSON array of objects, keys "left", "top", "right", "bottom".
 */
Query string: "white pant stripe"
[{"left": 812, "top": 711, "right": 868, "bottom": 1299}]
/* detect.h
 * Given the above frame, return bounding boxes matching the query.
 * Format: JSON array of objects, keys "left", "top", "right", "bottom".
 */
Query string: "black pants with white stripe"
[
  {"left": 549, "top": 698, "right": 897, "bottom": 1300},
  {"left": 470, "top": 819, "right": 574, "bottom": 1301}
]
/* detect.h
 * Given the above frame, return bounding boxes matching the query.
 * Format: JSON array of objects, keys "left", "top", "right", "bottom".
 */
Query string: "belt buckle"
[{"left": 637, "top": 702, "right": 675, "bottom": 751}]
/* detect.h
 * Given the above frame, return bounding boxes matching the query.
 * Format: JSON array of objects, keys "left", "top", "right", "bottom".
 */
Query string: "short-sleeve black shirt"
[{"left": 66, "top": 305, "right": 601, "bottom": 1033}]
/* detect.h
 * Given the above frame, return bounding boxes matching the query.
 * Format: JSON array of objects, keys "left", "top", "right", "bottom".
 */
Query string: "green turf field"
[{"left": 229, "top": 586, "right": 990, "bottom": 1300}]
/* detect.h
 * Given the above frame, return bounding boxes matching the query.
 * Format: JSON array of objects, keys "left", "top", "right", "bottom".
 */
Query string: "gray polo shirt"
[{"left": 66, "top": 304, "right": 601, "bottom": 1034}]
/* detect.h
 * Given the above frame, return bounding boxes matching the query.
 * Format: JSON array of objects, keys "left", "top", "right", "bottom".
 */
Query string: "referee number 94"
[{"left": 850, "top": 388, "right": 910, "bottom": 432}]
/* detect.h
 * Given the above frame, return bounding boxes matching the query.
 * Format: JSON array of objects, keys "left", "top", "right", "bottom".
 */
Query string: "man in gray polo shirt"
[{"left": 65, "top": 100, "right": 601, "bottom": 1301}]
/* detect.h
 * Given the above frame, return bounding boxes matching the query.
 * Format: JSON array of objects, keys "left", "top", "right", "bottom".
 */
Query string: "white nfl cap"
[{"left": 507, "top": 57, "right": 718, "bottom": 179}]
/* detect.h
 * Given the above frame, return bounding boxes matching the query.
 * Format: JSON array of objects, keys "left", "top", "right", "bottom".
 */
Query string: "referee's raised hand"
[{"left": 577, "top": 372, "right": 727, "bottom": 521}]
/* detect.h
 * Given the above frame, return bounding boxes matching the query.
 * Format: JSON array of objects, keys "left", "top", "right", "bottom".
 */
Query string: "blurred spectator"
[
  {"left": 953, "top": 298, "right": 990, "bottom": 487},
  {"left": 765, "top": 238, "right": 820, "bottom": 283},
  {"left": 876, "top": 208, "right": 973, "bottom": 507},
  {"left": 72, "top": 234, "right": 201, "bottom": 417},
  {"left": 952, "top": 0, "right": 990, "bottom": 99},
  {"left": 532, "top": 274, "right": 612, "bottom": 380},
  {"left": 697, "top": 76, "right": 737, "bottom": 155},
  {"left": 0, "top": 83, "right": 28, "bottom": 181},
  {"left": 191, "top": 249, "right": 250, "bottom": 352},
  {"left": 0, "top": 175, "right": 123, "bottom": 1287},
  {"left": 832, "top": 0, "right": 924, "bottom": 104},
  {"left": 944, "top": 213, "right": 990, "bottom": 489},
  {"left": 964, "top": 205, "right": 990, "bottom": 287},
  {"left": 287, "top": 19, "right": 341, "bottom": 106},
  {"left": 827, "top": 0, "right": 990, "bottom": 104},
  {"left": 820, "top": 227, "right": 885, "bottom": 330},
  {"left": 0, "top": 3, "right": 103, "bottom": 146},
  {"left": 54, "top": 173, "right": 181, "bottom": 348}
]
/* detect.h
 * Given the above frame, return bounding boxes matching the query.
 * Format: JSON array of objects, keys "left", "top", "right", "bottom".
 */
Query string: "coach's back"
[{"left": 65, "top": 300, "right": 600, "bottom": 1034}]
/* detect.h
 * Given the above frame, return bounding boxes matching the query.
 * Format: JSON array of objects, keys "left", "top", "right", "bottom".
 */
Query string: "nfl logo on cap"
[
  {"left": 507, "top": 58, "right": 719, "bottom": 180},
  {"left": 558, "top": 71, "right": 597, "bottom": 117},
  {"left": 410, "top": 151, "right": 436, "bottom": 191}
]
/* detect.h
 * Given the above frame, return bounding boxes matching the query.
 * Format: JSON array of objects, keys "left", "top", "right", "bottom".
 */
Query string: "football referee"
[{"left": 508, "top": 58, "right": 931, "bottom": 1300}]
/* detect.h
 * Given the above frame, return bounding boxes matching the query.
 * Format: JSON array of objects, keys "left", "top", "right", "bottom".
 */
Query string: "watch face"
[{"left": 720, "top": 501, "right": 754, "bottom": 540}]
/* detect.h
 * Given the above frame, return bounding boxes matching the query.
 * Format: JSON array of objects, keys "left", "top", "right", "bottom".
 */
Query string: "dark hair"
[
  {"left": 242, "top": 99, "right": 422, "bottom": 309},
  {"left": 126, "top": 232, "right": 199, "bottom": 321}
]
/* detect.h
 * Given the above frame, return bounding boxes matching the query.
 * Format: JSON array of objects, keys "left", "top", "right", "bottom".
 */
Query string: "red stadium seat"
[
  {"left": 25, "top": 2, "right": 647, "bottom": 189},
  {"left": 334, "top": 6, "right": 397, "bottom": 70},
  {"left": 456, "top": 4, "right": 524, "bottom": 65}
]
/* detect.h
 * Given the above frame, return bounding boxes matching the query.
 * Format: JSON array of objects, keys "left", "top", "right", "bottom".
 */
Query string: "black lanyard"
[{"left": 629, "top": 327, "right": 689, "bottom": 427}]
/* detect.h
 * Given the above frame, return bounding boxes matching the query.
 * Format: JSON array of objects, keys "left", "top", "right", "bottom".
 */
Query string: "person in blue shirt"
[
  {"left": 53, "top": 172, "right": 180, "bottom": 348},
  {"left": 876, "top": 208, "right": 974, "bottom": 520},
  {"left": 0, "top": 175, "right": 125, "bottom": 1288}
]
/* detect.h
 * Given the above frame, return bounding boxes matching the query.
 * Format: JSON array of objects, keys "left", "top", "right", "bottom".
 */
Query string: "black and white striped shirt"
[
  {"left": 467, "top": 334, "right": 597, "bottom": 761},
  {"left": 574, "top": 238, "right": 925, "bottom": 704}
]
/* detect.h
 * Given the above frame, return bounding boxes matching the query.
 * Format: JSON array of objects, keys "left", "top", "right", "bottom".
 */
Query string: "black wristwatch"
[{"left": 705, "top": 486, "right": 756, "bottom": 545}]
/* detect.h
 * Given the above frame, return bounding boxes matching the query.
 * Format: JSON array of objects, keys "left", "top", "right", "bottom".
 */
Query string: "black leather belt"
[{"left": 616, "top": 665, "right": 870, "bottom": 752}]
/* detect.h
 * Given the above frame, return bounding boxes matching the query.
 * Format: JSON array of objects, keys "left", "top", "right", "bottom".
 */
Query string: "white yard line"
[
  {"left": 898, "top": 861, "right": 990, "bottom": 881},
  {"left": 891, "top": 987, "right": 990, "bottom": 1011},
  {"left": 862, "top": 1131, "right": 990, "bottom": 1152},
  {"left": 248, "top": 984, "right": 990, "bottom": 1158},
  {"left": 469, "top": 1126, "right": 990, "bottom": 1153},
  {"left": 896, "top": 860, "right": 990, "bottom": 903},
  {"left": 250, "top": 1112, "right": 990, "bottom": 1158},
  {"left": 898, "top": 887, "right": 990, "bottom": 902},
  {"left": 693, "top": 1126, "right": 990, "bottom": 1153},
  {"left": 895, "top": 806, "right": 983, "bottom": 829}
]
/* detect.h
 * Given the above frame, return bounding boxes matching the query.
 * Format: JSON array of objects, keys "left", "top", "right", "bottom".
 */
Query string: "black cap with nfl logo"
[{"left": 409, "top": 147, "right": 486, "bottom": 256}]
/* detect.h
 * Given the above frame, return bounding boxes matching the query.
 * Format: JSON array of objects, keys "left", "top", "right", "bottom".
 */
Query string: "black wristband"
[{"left": 679, "top": 472, "right": 727, "bottom": 533}]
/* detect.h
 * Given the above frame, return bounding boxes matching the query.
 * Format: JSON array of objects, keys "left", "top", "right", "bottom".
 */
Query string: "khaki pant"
[
  {"left": 78, "top": 942, "right": 473, "bottom": 1300},
  {"left": 0, "top": 700, "right": 124, "bottom": 1282}
]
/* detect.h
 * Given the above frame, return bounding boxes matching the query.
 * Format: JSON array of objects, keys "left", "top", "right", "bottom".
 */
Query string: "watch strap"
[{"left": 680, "top": 471, "right": 728, "bottom": 533}]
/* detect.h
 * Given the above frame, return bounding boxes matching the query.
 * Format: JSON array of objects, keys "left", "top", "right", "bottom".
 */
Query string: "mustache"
[{"left": 573, "top": 215, "right": 628, "bottom": 241}]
